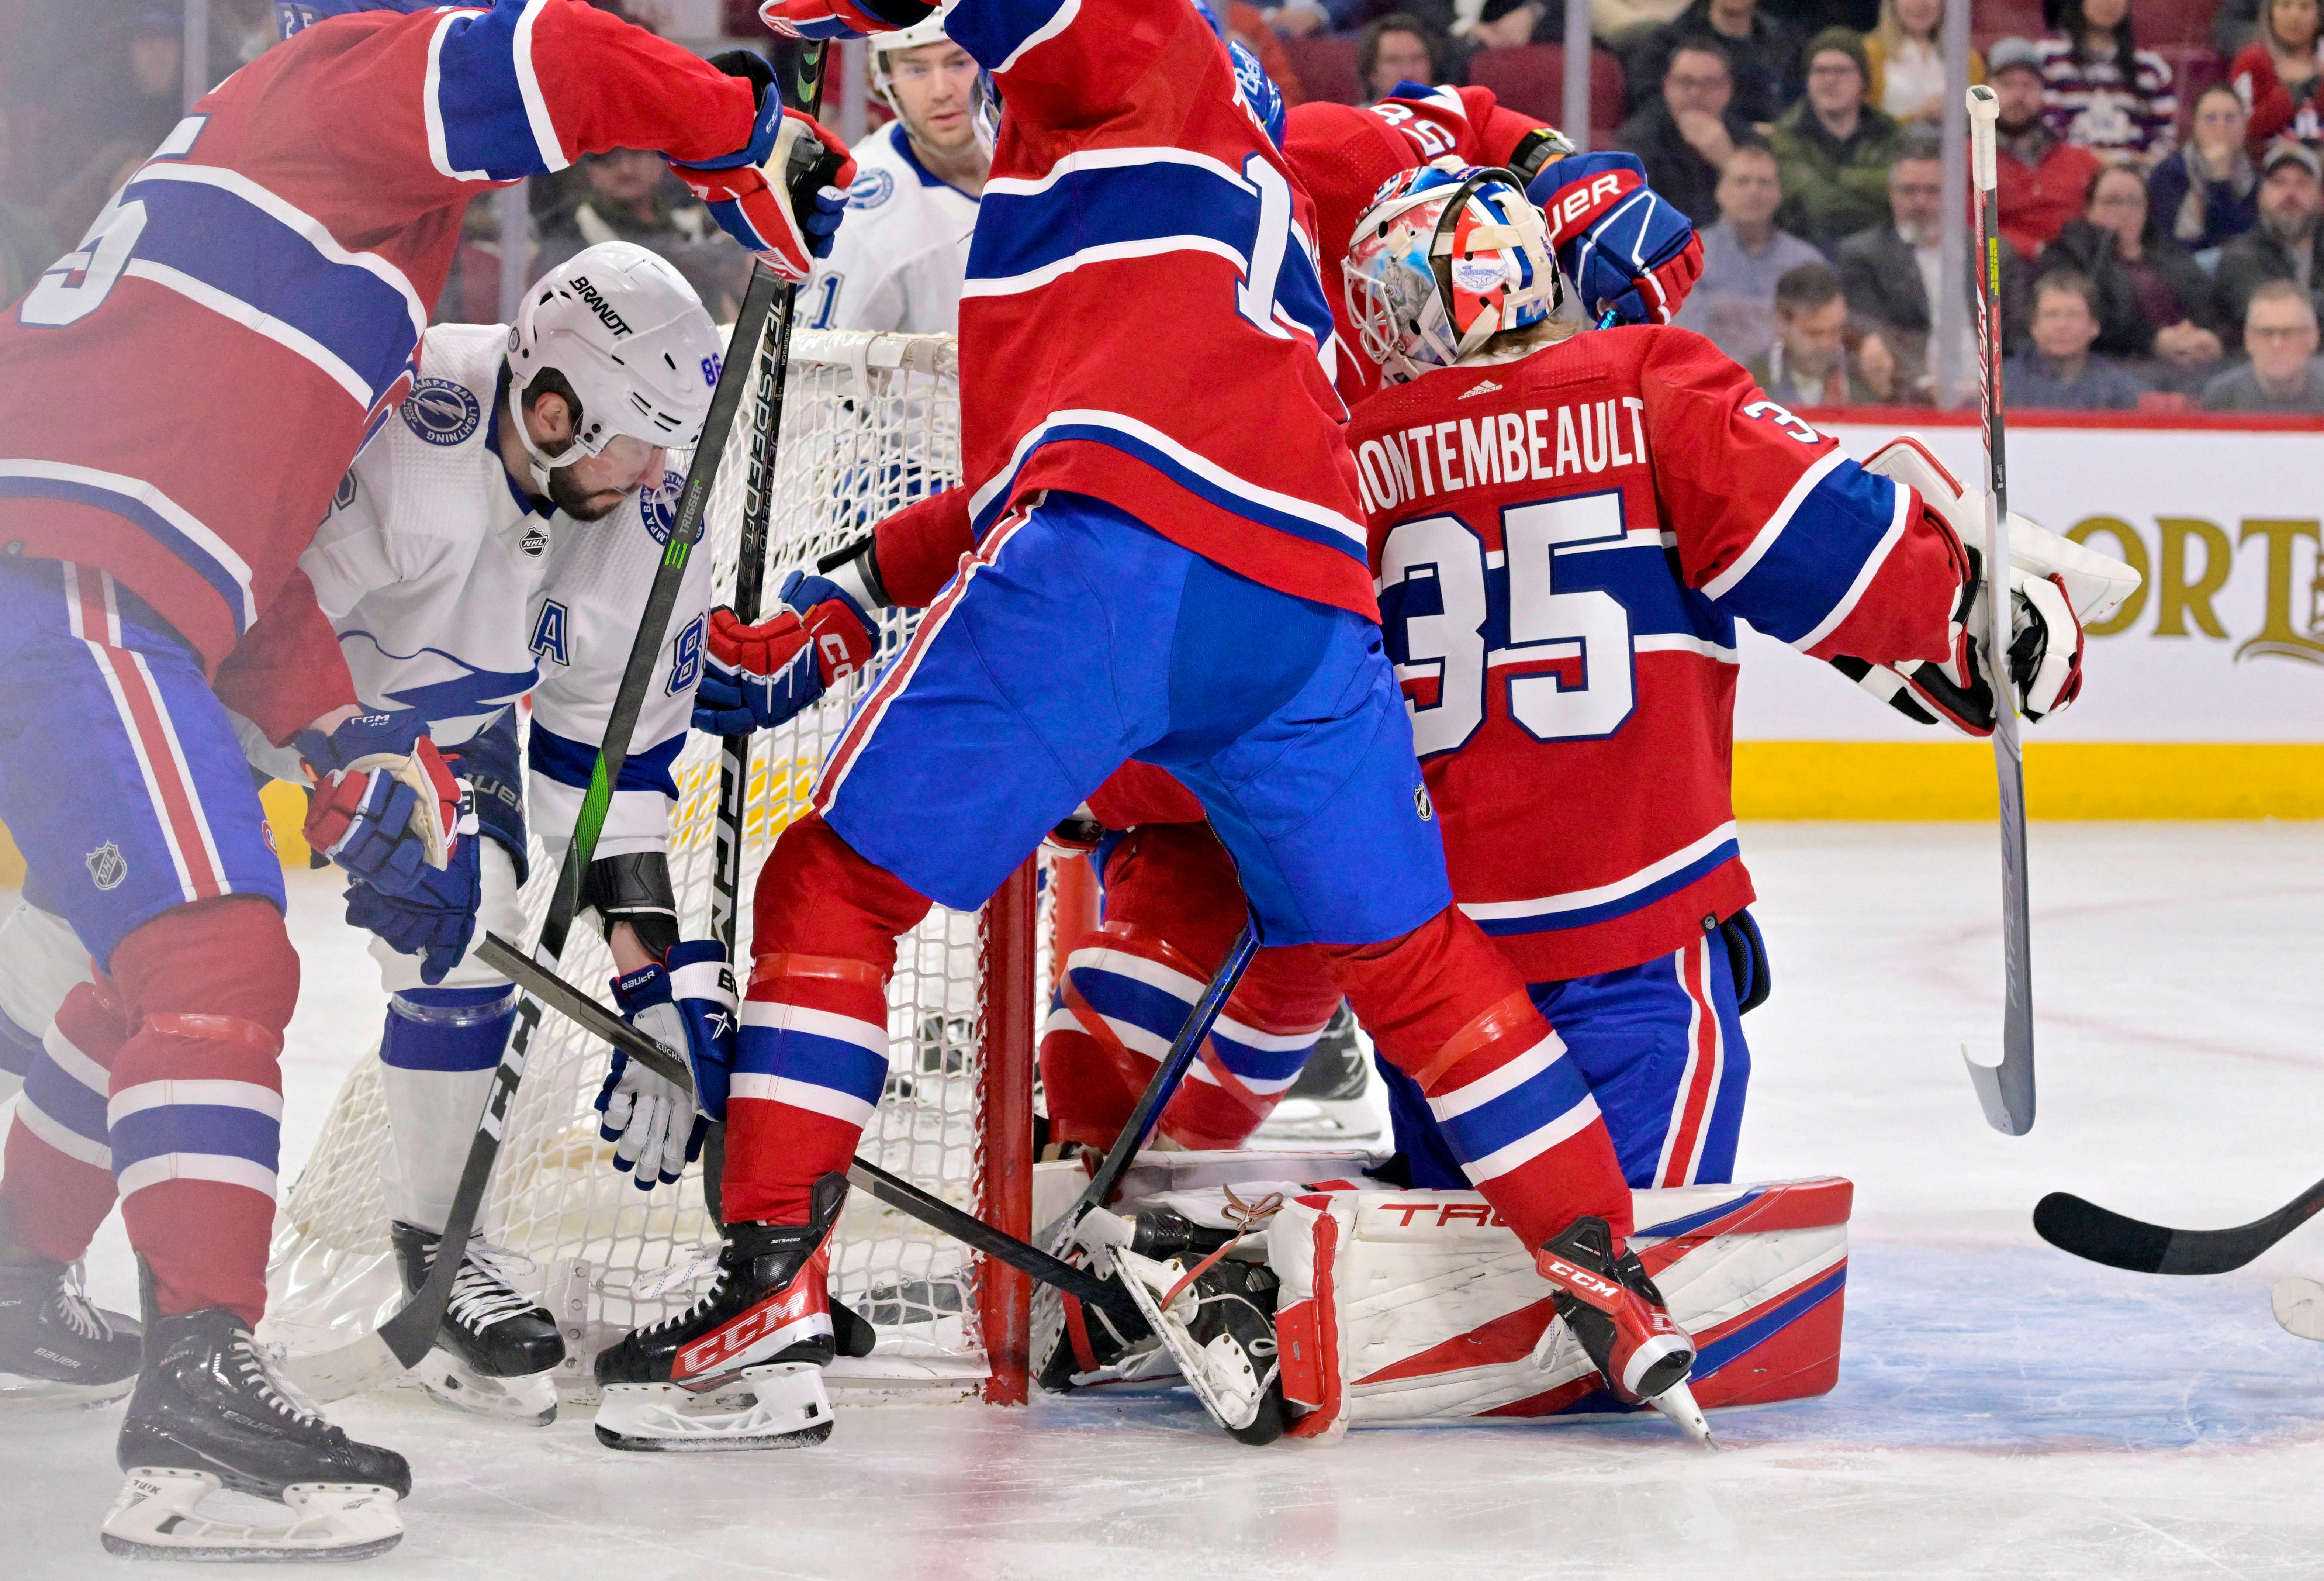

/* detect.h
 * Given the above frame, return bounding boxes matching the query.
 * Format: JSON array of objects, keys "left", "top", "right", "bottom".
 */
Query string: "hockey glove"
[
  {"left": 671, "top": 51, "right": 855, "bottom": 282},
  {"left": 295, "top": 711, "right": 460, "bottom": 897},
  {"left": 344, "top": 829, "right": 484, "bottom": 987},
  {"left": 1526, "top": 152, "right": 1703, "bottom": 327},
  {"left": 690, "top": 594, "right": 877, "bottom": 736},
  {"left": 759, "top": 0, "right": 935, "bottom": 41},
  {"left": 598, "top": 941, "right": 738, "bottom": 1189}
]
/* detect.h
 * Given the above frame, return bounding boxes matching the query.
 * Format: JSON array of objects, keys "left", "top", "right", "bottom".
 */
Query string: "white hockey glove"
[
  {"left": 1860, "top": 437, "right": 2141, "bottom": 736},
  {"left": 597, "top": 942, "right": 737, "bottom": 1190}
]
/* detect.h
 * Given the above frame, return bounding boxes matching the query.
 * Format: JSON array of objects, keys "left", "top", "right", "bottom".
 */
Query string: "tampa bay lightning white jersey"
[
  {"left": 301, "top": 323, "right": 712, "bottom": 859},
  {"left": 802, "top": 121, "right": 979, "bottom": 335}
]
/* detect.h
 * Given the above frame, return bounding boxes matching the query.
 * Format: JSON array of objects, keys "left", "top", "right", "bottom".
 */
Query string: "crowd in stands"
[{"left": 4, "top": 0, "right": 2323, "bottom": 414}]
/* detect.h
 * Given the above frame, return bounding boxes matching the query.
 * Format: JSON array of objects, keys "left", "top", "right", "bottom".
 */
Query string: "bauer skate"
[
  {"left": 591, "top": 1171, "right": 848, "bottom": 1451},
  {"left": 103, "top": 1306, "right": 409, "bottom": 1561},
  {"left": 1535, "top": 1215, "right": 1715, "bottom": 1448},
  {"left": 390, "top": 1221, "right": 565, "bottom": 1426},
  {"left": 0, "top": 1254, "right": 141, "bottom": 1406}
]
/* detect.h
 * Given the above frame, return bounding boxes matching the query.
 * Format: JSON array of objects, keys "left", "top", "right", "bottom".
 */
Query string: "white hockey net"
[{"left": 264, "top": 329, "right": 1035, "bottom": 1400}]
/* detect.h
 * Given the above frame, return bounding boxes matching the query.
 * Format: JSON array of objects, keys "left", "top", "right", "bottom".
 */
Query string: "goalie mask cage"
[{"left": 263, "top": 329, "right": 1038, "bottom": 1406}]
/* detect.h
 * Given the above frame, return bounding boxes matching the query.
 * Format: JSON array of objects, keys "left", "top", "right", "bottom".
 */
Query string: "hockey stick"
[
  {"left": 278, "top": 267, "right": 796, "bottom": 1403},
  {"left": 709, "top": 41, "right": 833, "bottom": 956},
  {"left": 1035, "top": 920, "right": 1263, "bottom": 1253},
  {"left": 2032, "top": 1177, "right": 2324, "bottom": 1276},
  {"left": 1963, "top": 84, "right": 2036, "bottom": 1137},
  {"left": 472, "top": 933, "right": 1142, "bottom": 1323}
]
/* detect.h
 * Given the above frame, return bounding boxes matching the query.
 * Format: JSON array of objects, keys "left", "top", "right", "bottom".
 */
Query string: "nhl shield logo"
[
  {"left": 1414, "top": 783, "right": 1434, "bottom": 822},
  {"left": 86, "top": 841, "right": 127, "bottom": 891}
]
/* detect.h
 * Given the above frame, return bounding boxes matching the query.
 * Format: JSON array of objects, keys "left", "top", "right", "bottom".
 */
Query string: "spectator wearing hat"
[
  {"left": 1674, "top": 142, "right": 1825, "bottom": 362},
  {"left": 2147, "top": 85, "right": 2262, "bottom": 255},
  {"left": 1769, "top": 28, "right": 1905, "bottom": 255},
  {"left": 1747, "top": 262, "right": 1885, "bottom": 406},
  {"left": 2231, "top": 0, "right": 2324, "bottom": 153},
  {"left": 1864, "top": 0, "right": 1983, "bottom": 127},
  {"left": 2215, "top": 139, "right": 2324, "bottom": 333},
  {"left": 1635, "top": 0, "right": 1801, "bottom": 122},
  {"left": 1989, "top": 36, "right": 2105, "bottom": 257},
  {"left": 2203, "top": 279, "right": 2324, "bottom": 409},
  {"left": 2007, "top": 270, "right": 2148, "bottom": 408},
  {"left": 2036, "top": 164, "right": 2223, "bottom": 381},
  {"left": 2038, "top": 0, "right": 2177, "bottom": 168},
  {"left": 1616, "top": 36, "right": 1759, "bottom": 223}
]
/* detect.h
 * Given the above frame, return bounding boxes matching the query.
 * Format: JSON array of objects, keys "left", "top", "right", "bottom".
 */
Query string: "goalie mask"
[
  {"left": 1343, "top": 162, "right": 1561, "bottom": 383},
  {"left": 504, "top": 241, "right": 721, "bottom": 492}
]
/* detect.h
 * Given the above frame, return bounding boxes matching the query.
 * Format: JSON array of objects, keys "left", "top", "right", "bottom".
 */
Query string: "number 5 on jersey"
[{"left": 1380, "top": 491, "right": 1638, "bottom": 755}]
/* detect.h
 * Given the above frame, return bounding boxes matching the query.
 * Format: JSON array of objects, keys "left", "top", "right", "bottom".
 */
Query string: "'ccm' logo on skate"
[
  {"left": 1539, "top": 1256, "right": 1622, "bottom": 1304},
  {"left": 677, "top": 1287, "right": 818, "bottom": 1377}
]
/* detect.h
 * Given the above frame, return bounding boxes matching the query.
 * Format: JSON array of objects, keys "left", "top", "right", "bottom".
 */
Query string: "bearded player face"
[{"left": 548, "top": 432, "right": 665, "bottom": 522}]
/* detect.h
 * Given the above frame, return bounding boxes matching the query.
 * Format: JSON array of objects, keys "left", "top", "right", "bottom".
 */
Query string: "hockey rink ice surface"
[{"left": 5, "top": 821, "right": 2323, "bottom": 1580}]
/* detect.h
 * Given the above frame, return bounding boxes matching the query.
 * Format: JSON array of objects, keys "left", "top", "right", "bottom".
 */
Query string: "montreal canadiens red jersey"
[
  {"left": 0, "top": 0, "right": 753, "bottom": 692},
  {"left": 1351, "top": 327, "right": 1969, "bottom": 980},
  {"left": 945, "top": 0, "right": 1376, "bottom": 618},
  {"left": 1284, "top": 86, "right": 1547, "bottom": 409}
]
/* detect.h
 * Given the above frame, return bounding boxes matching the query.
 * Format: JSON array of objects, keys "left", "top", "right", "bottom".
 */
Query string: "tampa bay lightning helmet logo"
[
  {"left": 640, "top": 470, "right": 684, "bottom": 544},
  {"left": 401, "top": 378, "right": 482, "bottom": 446}
]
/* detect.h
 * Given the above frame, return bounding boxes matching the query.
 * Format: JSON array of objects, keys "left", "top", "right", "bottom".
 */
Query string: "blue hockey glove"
[
  {"left": 598, "top": 941, "right": 737, "bottom": 1189},
  {"left": 1525, "top": 152, "right": 1704, "bottom": 327},
  {"left": 296, "top": 711, "right": 461, "bottom": 899},
  {"left": 343, "top": 830, "right": 482, "bottom": 987}
]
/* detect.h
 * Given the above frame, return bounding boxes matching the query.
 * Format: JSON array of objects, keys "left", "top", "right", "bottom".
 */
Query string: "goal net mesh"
[{"left": 263, "top": 329, "right": 1026, "bottom": 1398}]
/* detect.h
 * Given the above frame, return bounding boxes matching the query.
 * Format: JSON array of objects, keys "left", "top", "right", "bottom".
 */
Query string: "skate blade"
[
  {"left": 1647, "top": 1380, "right": 1718, "bottom": 1450},
  {"left": 2273, "top": 1277, "right": 2324, "bottom": 1342},
  {"left": 0, "top": 1368, "right": 136, "bottom": 1410},
  {"left": 414, "top": 1348, "right": 557, "bottom": 1426},
  {"left": 101, "top": 1468, "right": 404, "bottom": 1561},
  {"left": 593, "top": 1361, "right": 833, "bottom": 1452}
]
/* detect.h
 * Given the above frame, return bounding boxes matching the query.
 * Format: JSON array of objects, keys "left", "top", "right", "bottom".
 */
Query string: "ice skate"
[
  {"left": 591, "top": 1172, "right": 847, "bottom": 1451},
  {"left": 1116, "top": 1238, "right": 1286, "bottom": 1445},
  {"left": 1031, "top": 1240, "right": 1160, "bottom": 1394},
  {"left": 390, "top": 1221, "right": 564, "bottom": 1425},
  {"left": 0, "top": 1254, "right": 141, "bottom": 1406},
  {"left": 103, "top": 1306, "right": 409, "bottom": 1561},
  {"left": 1535, "top": 1215, "right": 1714, "bottom": 1448}
]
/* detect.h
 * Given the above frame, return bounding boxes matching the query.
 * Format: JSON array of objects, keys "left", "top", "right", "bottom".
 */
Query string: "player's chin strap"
[{"left": 505, "top": 369, "right": 586, "bottom": 495}]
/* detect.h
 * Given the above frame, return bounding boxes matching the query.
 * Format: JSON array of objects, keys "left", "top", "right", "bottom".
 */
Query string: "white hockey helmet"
[
  {"left": 504, "top": 241, "right": 721, "bottom": 489},
  {"left": 1343, "top": 160, "right": 1562, "bottom": 384}
]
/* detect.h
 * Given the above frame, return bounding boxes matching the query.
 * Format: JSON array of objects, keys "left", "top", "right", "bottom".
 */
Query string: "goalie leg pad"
[{"left": 106, "top": 896, "right": 295, "bottom": 1327}]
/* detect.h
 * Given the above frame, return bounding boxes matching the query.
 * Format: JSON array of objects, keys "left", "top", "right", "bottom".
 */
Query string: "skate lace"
[
  {"left": 446, "top": 1241, "right": 544, "bottom": 1333},
  {"left": 52, "top": 1261, "right": 112, "bottom": 1342},
  {"left": 636, "top": 1260, "right": 735, "bottom": 1337},
  {"left": 233, "top": 1335, "right": 331, "bottom": 1430}
]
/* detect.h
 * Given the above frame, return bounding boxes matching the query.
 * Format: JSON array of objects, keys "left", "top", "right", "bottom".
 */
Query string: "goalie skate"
[{"left": 1116, "top": 1246, "right": 1286, "bottom": 1445}]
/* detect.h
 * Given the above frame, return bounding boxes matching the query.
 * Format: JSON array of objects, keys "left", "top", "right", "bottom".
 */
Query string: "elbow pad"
[{"left": 581, "top": 850, "right": 681, "bottom": 963}]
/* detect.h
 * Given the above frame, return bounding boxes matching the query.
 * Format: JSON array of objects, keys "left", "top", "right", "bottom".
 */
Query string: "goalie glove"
[
  {"left": 598, "top": 942, "right": 738, "bottom": 1189},
  {"left": 689, "top": 579, "right": 877, "bottom": 736},
  {"left": 670, "top": 51, "right": 854, "bottom": 282},
  {"left": 294, "top": 711, "right": 460, "bottom": 896},
  {"left": 1863, "top": 436, "right": 2141, "bottom": 735},
  {"left": 1526, "top": 152, "right": 1704, "bottom": 326}
]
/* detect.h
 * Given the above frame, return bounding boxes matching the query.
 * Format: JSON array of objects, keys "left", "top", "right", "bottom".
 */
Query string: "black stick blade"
[{"left": 2033, "top": 1191, "right": 2174, "bottom": 1273}]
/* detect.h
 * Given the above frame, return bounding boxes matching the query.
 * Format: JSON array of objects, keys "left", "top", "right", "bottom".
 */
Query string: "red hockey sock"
[
  {"left": 106, "top": 897, "right": 297, "bottom": 1326},
  {"left": 1318, "top": 907, "right": 1631, "bottom": 1246},
  {"left": 724, "top": 814, "right": 930, "bottom": 1226},
  {"left": 1, "top": 979, "right": 129, "bottom": 1265}
]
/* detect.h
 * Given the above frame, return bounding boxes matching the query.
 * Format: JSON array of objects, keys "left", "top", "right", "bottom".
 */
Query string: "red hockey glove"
[
  {"left": 690, "top": 601, "right": 876, "bottom": 736},
  {"left": 671, "top": 52, "right": 855, "bottom": 282},
  {"left": 759, "top": 0, "right": 931, "bottom": 42}
]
